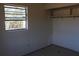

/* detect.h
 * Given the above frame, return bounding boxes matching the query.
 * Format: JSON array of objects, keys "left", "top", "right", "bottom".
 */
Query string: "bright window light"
[{"left": 4, "top": 5, "right": 28, "bottom": 30}]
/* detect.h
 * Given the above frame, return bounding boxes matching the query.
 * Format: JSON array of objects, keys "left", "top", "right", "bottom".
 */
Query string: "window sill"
[{"left": 5, "top": 28, "right": 28, "bottom": 32}]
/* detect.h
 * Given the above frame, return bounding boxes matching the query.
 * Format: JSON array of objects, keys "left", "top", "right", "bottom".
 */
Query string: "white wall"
[
  {"left": 52, "top": 17, "right": 79, "bottom": 52},
  {"left": 0, "top": 4, "right": 51, "bottom": 56}
]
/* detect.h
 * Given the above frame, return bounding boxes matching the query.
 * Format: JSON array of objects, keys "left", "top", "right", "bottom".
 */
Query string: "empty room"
[{"left": 0, "top": 3, "right": 79, "bottom": 56}]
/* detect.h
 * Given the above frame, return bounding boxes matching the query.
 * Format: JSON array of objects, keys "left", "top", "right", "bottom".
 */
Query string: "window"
[{"left": 4, "top": 5, "right": 28, "bottom": 30}]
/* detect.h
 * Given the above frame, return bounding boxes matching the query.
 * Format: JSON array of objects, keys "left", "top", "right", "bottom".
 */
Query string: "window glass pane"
[
  {"left": 5, "top": 8, "right": 25, "bottom": 12},
  {"left": 4, "top": 5, "right": 25, "bottom": 9},
  {"left": 5, "top": 14, "right": 25, "bottom": 17},
  {"left": 5, "top": 17, "right": 26, "bottom": 20},
  {"left": 5, "top": 8, "right": 26, "bottom": 18},
  {"left": 5, "top": 21, "right": 26, "bottom": 30},
  {"left": 5, "top": 12, "right": 25, "bottom": 15}
]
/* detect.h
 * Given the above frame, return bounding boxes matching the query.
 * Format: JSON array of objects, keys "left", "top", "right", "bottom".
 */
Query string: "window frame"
[{"left": 4, "top": 5, "right": 28, "bottom": 31}]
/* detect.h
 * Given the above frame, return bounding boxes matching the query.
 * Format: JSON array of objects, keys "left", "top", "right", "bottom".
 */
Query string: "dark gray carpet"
[{"left": 25, "top": 44, "right": 79, "bottom": 56}]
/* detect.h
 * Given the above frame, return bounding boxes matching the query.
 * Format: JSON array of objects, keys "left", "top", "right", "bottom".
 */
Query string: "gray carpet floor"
[{"left": 25, "top": 44, "right": 79, "bottom": 56}]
